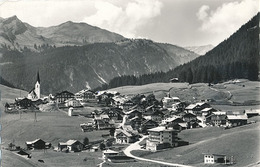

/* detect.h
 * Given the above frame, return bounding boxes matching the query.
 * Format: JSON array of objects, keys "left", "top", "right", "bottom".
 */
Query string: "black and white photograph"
[{"left": 0, "top": 0, "right": 259, "bottom": 166}]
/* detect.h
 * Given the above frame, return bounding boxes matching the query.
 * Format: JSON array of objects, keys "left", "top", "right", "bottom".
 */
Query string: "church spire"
[{"left": 36, "top": 71, "right": 40, "bottom": 84}]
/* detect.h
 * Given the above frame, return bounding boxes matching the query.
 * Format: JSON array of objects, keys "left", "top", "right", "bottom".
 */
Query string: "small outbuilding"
[{"left": 203, "top": 153, "right": 227, "bottom": 164}]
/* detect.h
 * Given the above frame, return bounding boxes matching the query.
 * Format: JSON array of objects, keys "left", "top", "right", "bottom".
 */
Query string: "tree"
[
  {"left": 83, "top": 137, "right": 89, "bottom": 146},
  {"left": 99, "top": 143, "right": 106, "bottom": 150},
  {"left": 109, "top": 127, "right": 115, "bottom": 136}
]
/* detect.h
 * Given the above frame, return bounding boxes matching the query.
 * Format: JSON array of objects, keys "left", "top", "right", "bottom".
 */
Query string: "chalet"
[
  {"left": 75, "top": 89, "right": 96, "bottom": 102},
  {"left": 80, "top": 123, "right": 94, "bottom": 132},
  {"left": 245, "top": 109, "right": 260, "bottom": 118},
  {"left": 58, "top": 140, "right": 84, "bottom": 152},
  {"left": 183, "top": 113, "right": 197, "bottom": 122},
  {"left": 172, "top": 111, "right": 187, "bottom": 117},
  {"left": 26, "top": 139, "right": 51, "bottom": 149},
  {"left": 165, "top": 117, "right": 185, "bottom": 126},
  {"left": 129, "top": 105, "right": 145, "bottom": 113},
  {"left": 65, "top": 98, "right": 83, "bottom": 108},
  {"left": 170, "top": 78, "right": 179, "bottom": 82},
  {"left": 162, "top": 97, "right": 181, "bottom": 108},
  {"left": 201, "top": 108, "right": 217, "bottom": 116},
  {"left": 143, "top": 110, "right": 164, "bottom": 122},
  {"left": 125, "top": 109, "right": 142, "bottom": 119},
  {"left": 206, "top": 114, "right": 227, "bottom": 126},
  {"left": 187, "top": 120, "right": 200, "bottom": 129},
  {"left": 172, "top": 102, "right": 188, "bottom": 112},
  {"left": 114, "top": 129, "right": 139, "bottom": 144},
  {"left": 227, "top": 114, "right": 248, "bottom": 127},
  {"left": 140, "top": 119, "right": 159, "bottom": 133},
  {"left": 55, "top": 91, "right": 74, "bottom": 103},
  {"left": 185, "top": 102, "right": 211, "bottom": 115},
  {"left": 94, "top": 114, "right": 110, "bottom": 122},
  {"left": 146, "top": 126, "right": 179, "bottom": 151},
  {"left": 128, "top": 117, "right": 145, "bottom": 130},
  {"left": 94, "top": 119, "right": 114, "bottom": 130},
  {"left": 185, "top": 104, "right": 198, "bottom": 113},
  {"left": 122, "top": 100, "right": 135, "bottom": 110},
  {"left": 106, "top": 109, "right": 123, "bottom": 121},
  {"left": 15, "top": 98, "right": 32, "bottom": 109},
  {"left": 204, "top": 154, "right": 227, "bottom": 164},
  {"left": 168, "top": 122, "right": 187, "bottom": 131}
]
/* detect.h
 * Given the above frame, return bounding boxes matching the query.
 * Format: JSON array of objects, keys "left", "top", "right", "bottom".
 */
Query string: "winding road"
[{"left": 123, "top": 136, "right": 193, "bottom": 167}]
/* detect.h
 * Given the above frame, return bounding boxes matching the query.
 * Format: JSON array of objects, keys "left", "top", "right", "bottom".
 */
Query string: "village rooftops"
[{"left": 148, "top": 126, "right": 177, "bottom": 132}]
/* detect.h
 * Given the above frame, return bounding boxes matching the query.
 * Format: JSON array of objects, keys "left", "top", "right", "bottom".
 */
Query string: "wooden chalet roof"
[{"left": 55, "top": 91, "right": 74, "bottom": 97}]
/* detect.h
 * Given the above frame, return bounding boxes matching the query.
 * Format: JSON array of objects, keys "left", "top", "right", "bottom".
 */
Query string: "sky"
[{"left": 0, "top": 0, "right": 259, "bottom": 46}]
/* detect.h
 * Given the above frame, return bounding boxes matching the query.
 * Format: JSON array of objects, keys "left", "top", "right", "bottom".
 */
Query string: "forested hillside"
[
  {"left": 0, "top": 39, "right": 198, "bottom": 94},
  {"left": 96, "top": 13, "right": 259, "bottom": 90}
]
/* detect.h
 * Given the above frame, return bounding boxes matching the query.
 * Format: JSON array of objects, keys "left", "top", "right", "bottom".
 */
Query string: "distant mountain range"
[
  {"left": 0, "top": 15, "right": 124, "bottom": 50},
  {"left": 0, "top": 16, "right": 200, "bottom": 94},
  {"left": 185, "top": 45, "right": 214, "bottom": 55},
  {"left": 96, "top": 13, "right": 259, "bottom": 90}
]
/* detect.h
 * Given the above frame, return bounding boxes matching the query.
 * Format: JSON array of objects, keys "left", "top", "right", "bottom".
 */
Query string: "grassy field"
[
  {"left": 132, "top": 119, "right": 260, "bottom": 167},
  {"left": 109, "top": 80, "right": 260, "bottom": 105}
]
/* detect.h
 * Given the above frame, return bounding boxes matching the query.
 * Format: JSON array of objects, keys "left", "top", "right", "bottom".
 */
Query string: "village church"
[{"left": 28, "top": 72, "right": 41, "bottom": 100}]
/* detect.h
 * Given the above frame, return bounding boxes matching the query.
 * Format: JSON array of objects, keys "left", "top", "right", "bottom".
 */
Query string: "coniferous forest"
[{"left": 95, "top": 13, "right": 259, "bottom": 91}]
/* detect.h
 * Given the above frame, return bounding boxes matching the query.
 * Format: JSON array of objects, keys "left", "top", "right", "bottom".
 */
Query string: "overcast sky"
[{"left": 0, "top": 0, "right": 258, "bottom": 46}]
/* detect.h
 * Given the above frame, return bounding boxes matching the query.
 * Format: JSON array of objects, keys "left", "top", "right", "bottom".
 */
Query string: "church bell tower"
[{"left": 35, "top": 71, "right": 41, "bottom": 99}]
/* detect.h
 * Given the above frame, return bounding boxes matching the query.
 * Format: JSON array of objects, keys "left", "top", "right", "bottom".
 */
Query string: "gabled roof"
[
  {"left": 210, "top": 115, "right": 227, "bottom": 120},
  {"left": 227, "top": 115, "right": 248, "bottom": 120},
  {"left": 75, "top": 89, "right": 94, "bottom": 96},
  {"left": 201, "top": 108, "right": 216, "bottom": 112},
  {"left": 148, "top": 126, "right": 177, "bottom": 132},
  {"left": 185, "top": 104, "right": 198, "bottom": 110},
  {"left": 26, "top": 138, "right": 45, "bottom": 145},
  {"left": 183, "top": 113, "right": 197, "bottom": 118},
  {"left": 103, "top": 149, "right": 119, "bottom": 154},
  {"left": 66, "top": 140, "right": 83, "bottom": 146},
  {"left": 55, "top": 91, "right": 74, "bottom": 97}
]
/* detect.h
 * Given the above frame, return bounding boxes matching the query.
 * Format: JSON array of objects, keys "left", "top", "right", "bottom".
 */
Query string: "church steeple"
[{"left": 36, "top": 71, "right": 40, "bottom": 84}]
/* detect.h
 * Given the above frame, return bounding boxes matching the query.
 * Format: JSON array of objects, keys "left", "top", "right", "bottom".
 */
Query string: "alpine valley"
[{"left": 0, "top": 16, "right": 200, "bottom": 94}]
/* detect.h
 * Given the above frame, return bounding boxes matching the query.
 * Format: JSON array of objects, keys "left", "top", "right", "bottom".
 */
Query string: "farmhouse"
[
  {"left": 65, "top": 98, "right": 82, "bottom": 108},
  {"left": 162, "top": 96, "right": 180, "bottom": 108},
  {"left": 26, "top": 139, "right": 51, "bottom": 149},
  {"left": 183, "top": 113, "right": 197, "bottom": 122},
  {"left": 15, "top": 98, "right": 32, "bottom": 109},
  {"left": 227, "top": 114, "right": 248, "bottom": 127},
  {"left": 146, "top": 126, "right": 178, "bottom": 151},
  {"left": 206, "top": 114, "right": 227, "bottom": 126},
  {"left": 75, "top": 89, "right": 96, "bottom": 101},
  {"left": 114, "top": 128, "right": 139, "bottom": 144},
  {"left": 58, "top": 140, "right": 84, "bottom": 152},
  {"left": 143, "top": 109, "right": 164, "bottom": 122},
  {"left": 55, "top": 91, "right": 74, "bottom": 103}
]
